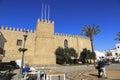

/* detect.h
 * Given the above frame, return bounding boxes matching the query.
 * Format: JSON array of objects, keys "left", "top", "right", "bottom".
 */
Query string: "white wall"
[
  {"left": 116, "top": 44, "right": 120, "bottom": 55},
  {"left": 95, "top": 51, "right": 105, "bottom": 59}
]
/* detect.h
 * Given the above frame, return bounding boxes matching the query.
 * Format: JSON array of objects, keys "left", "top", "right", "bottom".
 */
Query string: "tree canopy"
[
  {"left": 79, "top": 48, "right": 96, "bottom": 64},
  {"left": 55, "top": 47, "right": 78, "bottom": 65}
]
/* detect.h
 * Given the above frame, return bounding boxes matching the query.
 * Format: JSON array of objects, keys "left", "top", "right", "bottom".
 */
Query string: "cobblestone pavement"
[
  {"left": 11, "top": 64, "right": 120, "bottom": 80},
  {"left": 66, "top": 70, "right": 120, "bottom": 80}
]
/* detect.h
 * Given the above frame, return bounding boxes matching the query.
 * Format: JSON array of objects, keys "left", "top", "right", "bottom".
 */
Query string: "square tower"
[
  {"left": 35, "top": 19, "right": 54, "bottom": 38},
  {"left": 31, "top": 19, "right": 56, "bottom": 65}
]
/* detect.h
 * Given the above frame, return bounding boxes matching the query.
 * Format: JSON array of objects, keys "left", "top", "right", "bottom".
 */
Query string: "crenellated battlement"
[
  {"left": 54, "top": 33, "right": 89, "bottom": 39},
  {"left": 0, "top": 26, "right": 34, "bottom": 33},
  {"left": 55, "top": 33, "right": 75, "bottom": 37},
  {"left": 0, "top": 26, "right": 89, "bottom": 39},
  {"left": 37, "top": 18, "right": 54, "bottom": 24}
]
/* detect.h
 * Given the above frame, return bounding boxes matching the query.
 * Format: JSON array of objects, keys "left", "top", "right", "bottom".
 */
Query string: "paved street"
[{"left": 11, "top": 63, "right": 120, "bottom": 80}]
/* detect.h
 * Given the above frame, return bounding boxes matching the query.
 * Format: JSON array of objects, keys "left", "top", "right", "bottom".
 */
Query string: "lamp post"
[{"left": 18, "top": 30, "right": 28, "bottom": 79}]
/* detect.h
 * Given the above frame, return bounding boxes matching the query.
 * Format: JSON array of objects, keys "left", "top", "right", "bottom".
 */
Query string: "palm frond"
[
  {"left": 82, "top": 24, "right": 101, "bottom": 38},
  {"left": 115, "top": 32, "right": 120, "bottom": 41}
]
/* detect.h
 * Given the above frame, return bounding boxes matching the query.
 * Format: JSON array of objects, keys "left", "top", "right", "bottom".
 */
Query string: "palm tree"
[
  {"left": 115, "top": 32, "right": 120, "bottom": 41},
  {"left": 82, "top": 24, "right": 101, "bottom": 53}
]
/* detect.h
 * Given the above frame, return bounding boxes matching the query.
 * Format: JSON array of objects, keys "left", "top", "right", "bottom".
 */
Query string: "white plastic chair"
[{"left": 37, "top": 70, "right": 45, "bottom": 80}]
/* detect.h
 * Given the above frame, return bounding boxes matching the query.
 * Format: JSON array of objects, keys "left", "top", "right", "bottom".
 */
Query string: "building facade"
[
  {"left": 104, "top": 44, "right": 120, "bottom": 60},
  {"left": 0, "top": 19, "right": 92, "bottom": 66}
]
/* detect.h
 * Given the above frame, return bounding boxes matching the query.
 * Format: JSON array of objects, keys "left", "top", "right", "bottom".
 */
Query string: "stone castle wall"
[
  {"left": 0, "top": 19, "right": 92, "bottom": 66},
  {"left": 0, "top": 27, "right": 35, "bottom": 64},
  {"left": 54, "top": 34, "right": 91, "bottom": 57}
]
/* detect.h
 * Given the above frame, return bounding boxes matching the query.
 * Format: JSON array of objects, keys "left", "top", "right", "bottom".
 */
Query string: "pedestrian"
[
  {"left": 23, "top": 64, "right": 30, "bottom": 73},
  {"left": 95, "top": 59, "right": 101, "bottom": 78},
  {"left": 98, "top": 58, "right": 107, "bottom": 79}
]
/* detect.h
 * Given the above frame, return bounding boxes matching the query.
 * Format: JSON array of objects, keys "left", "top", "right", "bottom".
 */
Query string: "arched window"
[{"left": 64, "top": 39, "right": 68, "bottom": 48}]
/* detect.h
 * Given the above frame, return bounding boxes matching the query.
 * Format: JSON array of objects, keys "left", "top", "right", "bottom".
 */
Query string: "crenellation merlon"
[
  {"left": 37, "top": 18, "right": 54, "bottom": 24},
  {"left": 0, "top": 26, "right": 34, "bottom": 33},
  {"left": 20, "top": 28, "right": 22, "bottom": 32},
  {"left": 5, "top": 26, "right": 8, "bottom": 30},
  {"left": 26, "top": 29, "right": 33, "bottom": 33},
  {"left": 27, "top": 29, "right": 30, "bottom": 32},
  {"left": 17, "top": 28, "right": 19, "bottom": 31},
  {"left": 55, "top": 33, "right": 81, "bottom": 38},
  {"left": 1, "top": 26, "right": 4, "bottom": 30},
  {"left": 54, "top": 33, "right": 89, "bottom": 39},
  {"left": 30, "top": 30, "right": 33, "bottom": 33},
  {"left": 9, "top": 27, "right": 12, "bottom": 30},
  {"left": 77, "top": 35, "right": 89, "bottom": 39},
  {"left": 13, "top": 27, "right": 16, "bottom": 31}
]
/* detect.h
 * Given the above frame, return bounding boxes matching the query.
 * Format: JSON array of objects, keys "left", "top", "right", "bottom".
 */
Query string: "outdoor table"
[
  {"left": 45, "top": 71, "right": 65, "bottom": 80},
  {"left": 27, "top": 71, "right": 38, "bottom": 75},
  {"left": 27, "top": 69, "right": 51, "bottom": 80},
  {"left": 27, "top": 71, "right": 38, "bottom": 79},
  {"left": 37, "top": 69, "right": 51, "bottom": 80}
]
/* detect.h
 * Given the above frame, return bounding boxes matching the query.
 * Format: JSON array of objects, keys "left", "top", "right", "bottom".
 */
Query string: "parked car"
[{"left": 111, "top": 58, "right": 120, "bottom": 63}]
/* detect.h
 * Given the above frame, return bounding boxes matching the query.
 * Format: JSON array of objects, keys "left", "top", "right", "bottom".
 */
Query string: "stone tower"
[{"left": 29, "top": 19, "right": 56, "bottom": 65}]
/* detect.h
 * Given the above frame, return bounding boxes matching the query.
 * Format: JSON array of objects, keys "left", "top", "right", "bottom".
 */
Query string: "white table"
[
  {"left": 37, "top": 69, "right": 51, "bottom": 80},
  {"left": 45, "top": 71, "right": 65, "bottom": 80},
  {"left": 27, "top": 71, "right": 38, "bottom": 80}
]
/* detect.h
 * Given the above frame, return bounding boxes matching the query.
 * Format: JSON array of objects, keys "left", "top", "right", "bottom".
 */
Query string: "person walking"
[
  {"left": 95, "top": 59, "right": 101, "bottom": 78},
  {"left": 98, "top": 58, "right": 107, "bottom": 78}
]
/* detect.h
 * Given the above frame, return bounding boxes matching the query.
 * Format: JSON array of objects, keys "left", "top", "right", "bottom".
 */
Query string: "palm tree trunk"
[
  {"left": 90, "top": 39, "right": 94, "bottom": 52},
  {"left": 90, "top": 39, "right": 95, "bottom": 63}
]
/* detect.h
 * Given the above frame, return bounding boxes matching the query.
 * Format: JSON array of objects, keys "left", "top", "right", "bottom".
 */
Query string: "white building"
[
  {"left": 104, "top": 44, "right": 120, "bottom": 60},
  {"left": 95, "top": 51, "right": 105, "bottom": 59}
]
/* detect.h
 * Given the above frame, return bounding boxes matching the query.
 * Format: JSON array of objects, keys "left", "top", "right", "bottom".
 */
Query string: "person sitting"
[
  {"left": 23, "top": 64, "right": 30, "bottom": 73},
  {"left": 22, "top": 64, "right": 31, "bottom": 79}
]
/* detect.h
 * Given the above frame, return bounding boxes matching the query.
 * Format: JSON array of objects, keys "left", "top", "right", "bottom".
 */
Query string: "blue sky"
[{"left": 0, "top": 0, "right": 120, "bottom": 51}]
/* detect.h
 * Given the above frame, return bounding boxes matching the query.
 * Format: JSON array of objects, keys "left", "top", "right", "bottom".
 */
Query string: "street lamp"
[{"left": 18, "top": 30, "right": 28, "bottom": 79}]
